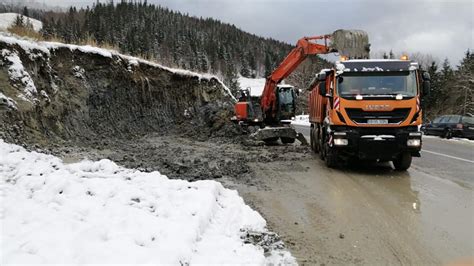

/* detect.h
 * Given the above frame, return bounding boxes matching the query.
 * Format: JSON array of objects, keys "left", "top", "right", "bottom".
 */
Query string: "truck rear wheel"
[
  {"left": 310, "top": 127, "right": 319, "bottom": 153},
  {"left": 319, "top": 129, "right": 325, "bottom": 160},
  {"left": 392, "top": 152, "right": 412, "bottom": 171}
]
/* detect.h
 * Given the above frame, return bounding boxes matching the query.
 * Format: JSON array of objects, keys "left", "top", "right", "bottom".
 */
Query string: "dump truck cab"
[{"left": 309, "top": 58, "right": 431, "bottom": 170}]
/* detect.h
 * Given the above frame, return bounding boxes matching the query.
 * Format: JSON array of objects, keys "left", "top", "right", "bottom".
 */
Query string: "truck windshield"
[{"left": 337, "top": 71, "right": 417, "bottom": 97}]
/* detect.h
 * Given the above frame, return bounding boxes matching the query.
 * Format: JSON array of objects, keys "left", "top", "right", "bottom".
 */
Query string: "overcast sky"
[{"left": 22, "top": 0, "right": 474, "bottom": 65}]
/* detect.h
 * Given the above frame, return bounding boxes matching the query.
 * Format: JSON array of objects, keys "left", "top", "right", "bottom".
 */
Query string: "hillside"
[
  {"left": 0, "top": 33, "right": 235, "bottom": 146},
  {"left": 12, "top": 1, "right": 328, "bottom": 94},
  {"left": 0, "top": 12, "right": 43, "bottom": 31}
]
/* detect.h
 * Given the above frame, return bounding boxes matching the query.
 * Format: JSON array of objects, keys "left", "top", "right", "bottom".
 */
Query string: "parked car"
[{"left": 423, "top": 115, "right": 474, "bottom": 139}]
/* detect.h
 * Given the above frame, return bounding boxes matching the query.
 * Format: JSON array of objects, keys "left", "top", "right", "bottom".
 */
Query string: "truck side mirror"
[
  {"left": 422, "top": 72, "right": 431, "bottom": 81},
  {"left": 423, "top": 80, "right": 431, "bottom": 96},
  {"left": 319, "top": 82, "right": 327, "bottom": 96},
  {"left": 422, "top": 71, "right": 431, "bottom": 96}
]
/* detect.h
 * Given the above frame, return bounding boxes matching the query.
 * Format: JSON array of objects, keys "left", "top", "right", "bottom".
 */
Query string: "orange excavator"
[{"left": 233, "top": 30, "right": 370, "bottom": 144}]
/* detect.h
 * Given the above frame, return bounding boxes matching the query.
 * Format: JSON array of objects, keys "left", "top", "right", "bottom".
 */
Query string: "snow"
[
  {"left": 292, "top": 114, "right": 310, "bottom": 126},
  {"left": 362, "top": 66, "right": 384, "bottom": 72},
  {"left": 423, "top": 135, "right": 474, "bottom": 145},
  {"left": 44, "top": 41, "right": 113, "bottom": 58},
  {"left": 0, "top": 92, "right": 17, "bottom": 109},
  {"left": 238, "top": 76, "right": 266, "bottom": 96},
  {"left": 1, "top": 48, "right": 37, "bottom": 100},
  {"left": 0, "top": 33, "right": 50, "bottom": 55},
  {"left": 0, "top": 13, "right": 43, "bottom": 32},
  {"left": 0, "top": 140, "right": 295, "bottom": 264}
]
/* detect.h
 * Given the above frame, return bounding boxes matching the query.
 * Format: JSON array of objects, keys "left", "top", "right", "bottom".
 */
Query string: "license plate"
[{"left": 368, "top": 119, "right": 388, "bottom": 124}]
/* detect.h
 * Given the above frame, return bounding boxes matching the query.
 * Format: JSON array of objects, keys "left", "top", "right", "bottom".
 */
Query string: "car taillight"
[{"left": 456, "top": 123, "right": 463, "bottom": 129}]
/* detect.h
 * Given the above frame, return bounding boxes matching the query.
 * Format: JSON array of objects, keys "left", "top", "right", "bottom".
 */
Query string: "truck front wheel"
[
  {"left": 325, "top": 143, "right": 338, "bottom": 168},
  {"left": 392, "top": 152, "right": 412, "bottom": 171}
]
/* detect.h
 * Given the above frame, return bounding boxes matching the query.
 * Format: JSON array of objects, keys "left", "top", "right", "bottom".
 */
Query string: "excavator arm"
[{"left": 261, "top": 35, "right": 335, "bottom": 123}]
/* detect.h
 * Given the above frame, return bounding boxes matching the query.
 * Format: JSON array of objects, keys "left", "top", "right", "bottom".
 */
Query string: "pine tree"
[
  {"left": 425, "top": 61, "right": 441, "bottom": 108},
  {"left": 389, "top": 50, "right": 395, "bottom": 59},
  {"left": 13, "top": 14, "right": 25, "bottom": 27},
  {"left": 264, "top": 53, "right": 272, "bottom": 77},
  {"left": 23, "top": 6, "right": 29, "bottom": 17},
  {"left": 453, "top": 50, "right": 474, "bottom": 115}
]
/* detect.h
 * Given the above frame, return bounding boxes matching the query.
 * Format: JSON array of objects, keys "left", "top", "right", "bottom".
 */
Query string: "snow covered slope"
[
  {"left": 0, "top": 13, "right": 43, "bottom": 32},
  {"left": 0, "top": 140, "right": 295, "bottom": 264},
  {"left": 239, "top": 76, "right": 266, "bottom": 96}
]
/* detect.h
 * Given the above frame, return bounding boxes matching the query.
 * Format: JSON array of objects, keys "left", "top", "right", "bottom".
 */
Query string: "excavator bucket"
[{"left": 331, "top": 29, "right": 370, "bottom": 59}]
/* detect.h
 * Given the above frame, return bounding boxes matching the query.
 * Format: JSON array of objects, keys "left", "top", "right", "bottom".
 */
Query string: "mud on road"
[{"left": 228, "top": 155, "right": 474, "bottom": 265}]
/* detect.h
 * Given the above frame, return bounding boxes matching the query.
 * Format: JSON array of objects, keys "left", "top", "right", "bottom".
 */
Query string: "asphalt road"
[{"left": 234, "top": 124, "right": 474, "bottom": 265}]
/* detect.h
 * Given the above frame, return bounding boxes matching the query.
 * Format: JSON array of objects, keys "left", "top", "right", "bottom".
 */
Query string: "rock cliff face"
[{"left": 0, "top": 35, "right": 235, "bottom": 146}]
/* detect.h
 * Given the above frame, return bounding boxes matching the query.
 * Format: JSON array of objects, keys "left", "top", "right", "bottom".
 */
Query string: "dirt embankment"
[{"left": 0, "top": 39, "right": 233, "bottom": 145}]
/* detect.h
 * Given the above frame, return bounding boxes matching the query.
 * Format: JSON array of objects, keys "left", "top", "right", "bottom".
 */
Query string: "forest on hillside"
[
  {"left": 1, "top": 1, "right": 330, "bottom": 97},
  {"left": 424, "top": 51, "right": 473, "bottom": 118}
]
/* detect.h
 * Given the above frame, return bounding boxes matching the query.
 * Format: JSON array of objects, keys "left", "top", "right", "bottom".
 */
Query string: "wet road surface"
[{"left": 231, "top": 124, "right": 474, "bottom": 265}]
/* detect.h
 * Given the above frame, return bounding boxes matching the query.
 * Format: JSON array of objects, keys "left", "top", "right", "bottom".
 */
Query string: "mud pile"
[{"left": 0, "top": 35, "right": 235, "bottom": 146}]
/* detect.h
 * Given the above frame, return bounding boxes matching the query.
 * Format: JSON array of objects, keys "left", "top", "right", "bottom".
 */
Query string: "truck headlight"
[
  {"left": 334, "top": 138, "right": 348, "bottom": 146},
  {"left": 407, "top": 139, "right": 421, "bottom": 147}
]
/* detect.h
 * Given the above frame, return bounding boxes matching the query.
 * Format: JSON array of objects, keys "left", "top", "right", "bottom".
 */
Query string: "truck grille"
[{"left": 345, "top": 108, "right": 411, "bottom": 124}]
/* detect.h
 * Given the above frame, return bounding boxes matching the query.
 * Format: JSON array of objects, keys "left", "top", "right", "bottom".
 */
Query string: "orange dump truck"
[{"left": 308, "top": 58, "right": 431, "bottom": 170}]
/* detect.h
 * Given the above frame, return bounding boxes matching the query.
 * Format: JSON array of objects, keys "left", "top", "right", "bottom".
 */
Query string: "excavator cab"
[{"left": 276, "top": 84, "right": 297, "bottom": 121}]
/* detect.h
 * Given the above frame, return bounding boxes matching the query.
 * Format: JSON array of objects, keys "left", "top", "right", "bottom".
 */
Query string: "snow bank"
[
  {"left": 423, "top": 135, "right": 474, "bottom": 145},
  {"left": 239, "top": 76, "right": 266, "bottom": 96},
  {"left": 0, "top": 140, "right": 295, "bottom": 264},
  {"left": 0, "top": 13, "right": 43, "bottom": 32},
  {"left": 292, "top": 114, "right": 310, "bottom": 126}
]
